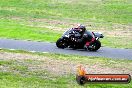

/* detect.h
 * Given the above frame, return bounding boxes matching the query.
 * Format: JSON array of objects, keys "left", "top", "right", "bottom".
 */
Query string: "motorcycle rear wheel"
[{"left": 88, "top": 40, "right": 101, "bottom": 51}]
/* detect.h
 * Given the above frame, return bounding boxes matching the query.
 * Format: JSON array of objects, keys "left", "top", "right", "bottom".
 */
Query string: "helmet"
[{"left": 74, "top": 24, "right": 86, "bottom": 33}]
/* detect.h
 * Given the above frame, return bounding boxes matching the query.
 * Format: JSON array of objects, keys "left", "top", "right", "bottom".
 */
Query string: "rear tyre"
[
  {"left": 56, "top": 38, "right": 68, "bottom": 49},
  {"left": 88, "top": 40, "right": 101, "bottom": 51}
]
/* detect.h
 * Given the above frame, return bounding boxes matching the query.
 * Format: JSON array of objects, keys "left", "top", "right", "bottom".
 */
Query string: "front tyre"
[
  {"left": 56, "top": 38, "right": 68, "bottom": 49},
  {"left": 88, "top": 40, "right": 101, "bottom": 51}
]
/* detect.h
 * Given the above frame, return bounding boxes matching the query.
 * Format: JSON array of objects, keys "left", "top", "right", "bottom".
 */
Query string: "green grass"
[
  {"left": 0, "top": 0, "right": 131, "bottom": 23},
  {"left": 100, "top": 36, "right": 132, "bottom": 48},
  {"left": 0, "top": 72, "right": 73, "bottom": 88},
  {"left": 0, "top": 72, "right": 131, "bottom": 88},
  {"left": 0, "top": 49, "right": 132, "bottom": 88},
  {"left": 0, "top": 0, "right": 132, "bottom": 48},
  {"left": 0, "top": 18, "right": 61, "bottom": 42}
]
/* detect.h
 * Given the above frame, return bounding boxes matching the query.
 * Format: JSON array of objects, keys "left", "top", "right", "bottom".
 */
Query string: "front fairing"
[
  {"left": 62, "top": 29, "right": 81, "bottom": 38},
  {"left": 62, "top": 29, "right": 73, "bottom": 38}
]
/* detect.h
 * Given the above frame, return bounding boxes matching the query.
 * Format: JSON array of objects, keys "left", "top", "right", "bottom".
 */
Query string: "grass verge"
[{"left": 0, "top": 49, "right": 132, "bottom": 88}]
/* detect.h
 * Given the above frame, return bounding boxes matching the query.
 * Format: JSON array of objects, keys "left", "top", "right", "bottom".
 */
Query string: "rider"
[{"left": 72, "top": 24, "right": 95, "bottom": 48}]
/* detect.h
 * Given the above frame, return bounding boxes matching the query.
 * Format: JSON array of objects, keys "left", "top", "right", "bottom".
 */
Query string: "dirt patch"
[
  {"left": 10, "top": 16, "right": 132, "bottom": 37},
  {"left": 10, "top": 16, "right": 76, "bottom": 31},
  {"left": 93, "top": 29, "right": 132, "bottom": 37},
  {"left": 0, "top": 51, "right": 132, "bottom": 76}
]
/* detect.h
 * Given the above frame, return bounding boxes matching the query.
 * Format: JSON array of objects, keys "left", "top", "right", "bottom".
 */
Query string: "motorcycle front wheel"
[{"left": 56, "top": 38, "right": 68, "bottom": 49}]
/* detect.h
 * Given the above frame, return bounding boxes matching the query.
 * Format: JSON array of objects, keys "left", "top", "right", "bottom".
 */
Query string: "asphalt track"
[{"left": 0, "top": 39, "right": 132, "bottom": 60}]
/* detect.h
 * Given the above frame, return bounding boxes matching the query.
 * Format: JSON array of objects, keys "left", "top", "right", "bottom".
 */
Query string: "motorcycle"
[{"left": 56, "top": 29, "right": 104, "bottom": 51}]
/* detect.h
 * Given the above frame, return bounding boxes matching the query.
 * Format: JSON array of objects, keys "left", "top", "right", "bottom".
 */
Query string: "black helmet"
[
  {"left": 78, "top": 24, "right": 86, "bottom": 33},
  {"left": 75, "top": 24, "right": 86, "bottom": 29},
  {"left": 74, "top": 24, "right": 86, "bottom": 32},
  {"left": 79, "top": 25, "right": 86, "bottom": 30}
]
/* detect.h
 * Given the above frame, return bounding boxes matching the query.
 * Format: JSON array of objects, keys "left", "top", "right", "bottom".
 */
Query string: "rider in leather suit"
[{"left": 72, "top": 24, "right": 95, "bottom": 48}]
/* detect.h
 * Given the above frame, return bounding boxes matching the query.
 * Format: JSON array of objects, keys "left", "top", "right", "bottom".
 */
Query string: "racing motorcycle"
[{"left": 56, "top": 29, "right": 104, "bottom": 51}]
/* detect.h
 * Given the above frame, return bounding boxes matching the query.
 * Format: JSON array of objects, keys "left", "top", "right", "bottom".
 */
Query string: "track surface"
[{"left": 0, "top": 39, "right": 132, "bottom": 59}]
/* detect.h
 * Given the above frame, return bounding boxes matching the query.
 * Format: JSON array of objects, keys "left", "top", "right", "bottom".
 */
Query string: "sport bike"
[{"left": 56, "top": 29, "right": 104, "bottom": 51}]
